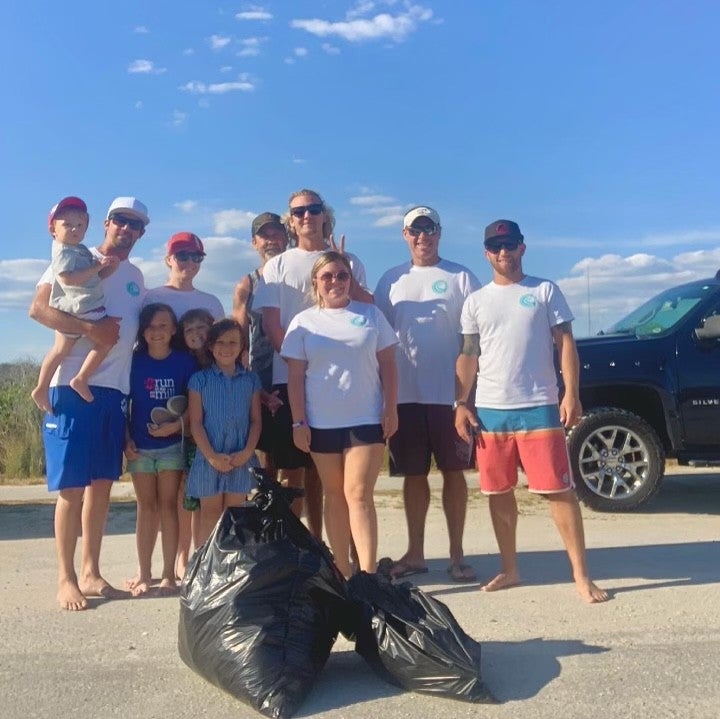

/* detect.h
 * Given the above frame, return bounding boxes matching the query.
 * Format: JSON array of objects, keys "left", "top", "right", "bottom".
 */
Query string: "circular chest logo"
[
  {"left": 432, "top": 279, "right": 448, "bottom": 294},
  {"left": 127, "top": 281, "right": 141, "bottom": 297},
  {"left": 350, "top": 315, "right": 368, "bottom": 327},
  {"left": 519, "top": 294, "right": 537, "bottom": 308}
]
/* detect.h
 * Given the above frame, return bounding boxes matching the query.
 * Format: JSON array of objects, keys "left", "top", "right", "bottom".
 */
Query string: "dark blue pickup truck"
[{"left": 567, "top": 272, "right": 720, "bottom": 510}]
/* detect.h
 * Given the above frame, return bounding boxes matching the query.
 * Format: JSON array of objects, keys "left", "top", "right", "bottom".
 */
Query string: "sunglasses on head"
[
  {"left": 290, "top": 203, "right": 324, "bottom": 218},
  {"left": 485, "top": 239, "right": 521, "bottom": 253},
  {"left": 317, "top": 270, "right": 351, "bottom": 283},
  {"left": 407, "top": 224, "right": 438, "bottom": 237},
  {"left": 174, "top": 251, "right": 205, "bottom": 263},
  {"left": 110, "top": 214, "right": 144, "bottom": 231}
]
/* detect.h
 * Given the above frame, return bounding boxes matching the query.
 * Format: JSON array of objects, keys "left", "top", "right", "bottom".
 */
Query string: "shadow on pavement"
[
  {"left": 0, "top": 500, "right": 136, "bottom": 540},
  {"left": 422, "top": 539, "right": 720, "bottom": 597}
]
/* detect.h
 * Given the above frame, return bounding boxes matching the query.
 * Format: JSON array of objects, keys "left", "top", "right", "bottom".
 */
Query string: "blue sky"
[{"left": 2, "top": 0, "right": 720, "bottom": 361}]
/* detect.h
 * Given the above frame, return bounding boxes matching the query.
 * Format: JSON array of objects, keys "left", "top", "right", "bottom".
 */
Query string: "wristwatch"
[
  {"left": 292, "top": 419, "right": 307, "bottom": 428},
  {"left": 452, "top": 399, "right": 466, "bottom": 411}
]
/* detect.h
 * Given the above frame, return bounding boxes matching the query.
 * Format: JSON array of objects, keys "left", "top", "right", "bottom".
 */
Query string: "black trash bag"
[
  {"left": 348, "top": 571, "right": 497, "bottom": 704},
  {"left": 178, "top": 468, "right": 353, "bottom": 719}
]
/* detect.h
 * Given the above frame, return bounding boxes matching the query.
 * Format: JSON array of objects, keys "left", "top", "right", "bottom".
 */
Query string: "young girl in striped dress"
[{"left": 186, "top": 318, "right": 261, "bottom": 544}]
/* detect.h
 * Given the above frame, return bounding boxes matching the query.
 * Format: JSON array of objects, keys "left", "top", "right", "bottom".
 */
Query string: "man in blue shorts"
[
  {"left": 29, "top": 197, "right": 149, "bottom": 610},
  {"left": 454, "top": 219, "right": 608, "bottom": 603},
  {"left": 374, "top": 206, "right": 481, "bottom": 582}
]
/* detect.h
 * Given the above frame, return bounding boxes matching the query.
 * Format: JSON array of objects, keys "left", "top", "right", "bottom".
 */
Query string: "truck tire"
[{"left": 566, "top": 408, "right": 665, "bottom": 511}]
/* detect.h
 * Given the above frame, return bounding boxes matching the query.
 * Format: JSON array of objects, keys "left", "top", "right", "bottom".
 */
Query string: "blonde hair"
[
  {"left": 284, "top": 188, "right": 336, "bottom": 244},
  {"left": 309, "top": 251, "right": 353, "bottom": 306}
]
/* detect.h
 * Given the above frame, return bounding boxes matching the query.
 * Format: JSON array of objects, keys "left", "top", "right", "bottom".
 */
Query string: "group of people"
[{"left": 30, "top": 188, "right": 608, "bottom": 612}]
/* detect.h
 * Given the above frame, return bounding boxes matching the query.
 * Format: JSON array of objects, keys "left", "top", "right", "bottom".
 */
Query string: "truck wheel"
[{"left": 567, "top": 408, "right": 665, "bottom": 511}]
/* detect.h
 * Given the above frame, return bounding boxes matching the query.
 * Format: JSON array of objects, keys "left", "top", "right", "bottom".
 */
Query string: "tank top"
[{"left": 247, "top": 269, "right": 274, "bottom": 390}]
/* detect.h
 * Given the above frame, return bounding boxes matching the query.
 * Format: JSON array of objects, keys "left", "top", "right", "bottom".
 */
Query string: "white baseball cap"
[
  {"left": 403, "top": 206, "right": 440, "bottom": 227},
  {"left": 106, "top": 197, "right": 150, "bottom": 226}
]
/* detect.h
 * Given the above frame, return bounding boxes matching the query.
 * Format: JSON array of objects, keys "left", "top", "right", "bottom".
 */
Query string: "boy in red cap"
[{"left": 31, "top": 196, "right": 119, "bottom": 412}]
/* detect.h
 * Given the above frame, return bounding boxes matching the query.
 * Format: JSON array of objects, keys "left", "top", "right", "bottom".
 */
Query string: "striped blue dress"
[{"left": 186, "top": 364, "right": 261, "bottom": 497}]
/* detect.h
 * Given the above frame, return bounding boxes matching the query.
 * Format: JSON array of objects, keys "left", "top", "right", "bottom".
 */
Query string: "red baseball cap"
[
  {"left": 48, "top": 196, "right": 88, "bottom": 230},
  {"left": 167, "top": 232, "right": 205, "bottom": 255}
]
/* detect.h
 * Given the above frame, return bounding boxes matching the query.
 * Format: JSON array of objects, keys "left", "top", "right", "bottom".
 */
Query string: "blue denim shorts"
[{"left": 126, "top": 443, "right": 185, "bottom": 474}]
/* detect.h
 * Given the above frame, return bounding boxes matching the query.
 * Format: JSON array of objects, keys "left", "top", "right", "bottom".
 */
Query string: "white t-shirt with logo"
[
  {"left": 38, "top": 248, "right": 146, "bottom": 394},
  {"left": 253, "top": 247, "right": 368, "bottom": 385},
  {"left": 374, "top": 259, "right": 481, "bottom": 405},
  {"left": 460, "top": 276, "right": 573, "bottom": 409},
  {"left": 143, "top": 285, "right": 224, "bottom": 320},
  {"left": 280, "top": 301, "right": 397, "bottom": 428}
]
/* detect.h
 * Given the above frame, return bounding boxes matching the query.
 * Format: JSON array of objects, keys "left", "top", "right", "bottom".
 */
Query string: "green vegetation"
[{"left": 0, "top": 362, "right": 45, "bottom": 481}]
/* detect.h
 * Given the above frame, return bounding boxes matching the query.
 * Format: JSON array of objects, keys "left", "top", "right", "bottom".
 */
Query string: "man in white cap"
[
  {"left": 29, "top": 196, "right": 149, "bottom": 610},
  {"left": 374, "top": 206, "right": 481, "bottom": 582}
]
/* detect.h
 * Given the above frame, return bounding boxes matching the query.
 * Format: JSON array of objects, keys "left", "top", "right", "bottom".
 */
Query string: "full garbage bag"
[
  {"left": 178, "top": 468, "right": 351, "bottom": 718},
  {"left": 348, "top": 571, "right": 496, "bottom": 703}
]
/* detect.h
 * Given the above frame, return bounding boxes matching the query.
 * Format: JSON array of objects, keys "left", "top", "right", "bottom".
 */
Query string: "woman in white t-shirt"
[
  {"left": 282, "top": 251, "right": 398, "bottom": 577},
  {"left": 143, "top": 232, "right": 224, "bottom": 580}
]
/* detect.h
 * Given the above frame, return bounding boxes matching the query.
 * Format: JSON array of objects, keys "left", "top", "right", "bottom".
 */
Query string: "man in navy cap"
[{"left": 455, "top": 219, "right": 608, "bottom": 603}]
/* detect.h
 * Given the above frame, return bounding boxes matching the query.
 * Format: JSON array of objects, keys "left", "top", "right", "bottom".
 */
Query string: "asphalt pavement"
[{"left": 1, "top": 468, "right": 719, "bottom": 719}]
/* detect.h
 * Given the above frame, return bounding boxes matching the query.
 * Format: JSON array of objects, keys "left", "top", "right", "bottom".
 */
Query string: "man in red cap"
[
  {"left": 29, "top": 196, "right": 149, "bottom": 610},
  {"left": 455, "top": 219, "right": 608, "bottom": 603},
  {"left": 31, "top": 196, "right": 119, "bottom": 413}
]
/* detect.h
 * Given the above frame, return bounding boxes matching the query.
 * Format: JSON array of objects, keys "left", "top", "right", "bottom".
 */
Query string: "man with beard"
[
  {"left": 233, "top": 212, "right": 289, "bottom": 477},
  {"left": 29, "top": 196, "right": 149, "bottom": 610}
]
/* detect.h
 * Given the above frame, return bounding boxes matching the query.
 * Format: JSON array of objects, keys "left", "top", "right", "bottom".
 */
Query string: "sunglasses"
[
  {"left": 407, "top": 224, "right": 438, "bottom": 237},
  {"left": 290, "top": 203, "right": 324, "bottom": 218},
  {"left": 110, "top": 214, "right": 144, "bottom": 231},
  {"left": 317, "top": 271, "right": 351, "bottom": 283},
  {"left": 485, "top": 240, "right": 521, "bottom": 253},
  {"left": 174, "top": 251, "right": 205, "bottom": 263}
]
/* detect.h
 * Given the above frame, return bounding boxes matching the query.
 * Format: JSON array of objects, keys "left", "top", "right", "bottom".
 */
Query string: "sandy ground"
[{"left": 1, "top": 468, "right": 719, "bottom": 719}]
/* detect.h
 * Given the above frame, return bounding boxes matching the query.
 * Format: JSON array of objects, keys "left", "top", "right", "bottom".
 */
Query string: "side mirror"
[{"left": 694, "top": 314, "right": 720, "bottom": 341}]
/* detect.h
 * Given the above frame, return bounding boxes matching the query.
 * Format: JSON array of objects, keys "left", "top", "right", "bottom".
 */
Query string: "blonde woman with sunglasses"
[{"left": 282, "top": 251, "right": 398, "bottom": 577}]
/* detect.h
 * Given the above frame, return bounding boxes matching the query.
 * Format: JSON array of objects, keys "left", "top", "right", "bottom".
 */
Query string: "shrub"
[{"left": 0, "top": 361, "right": 45, "bottom": 480}]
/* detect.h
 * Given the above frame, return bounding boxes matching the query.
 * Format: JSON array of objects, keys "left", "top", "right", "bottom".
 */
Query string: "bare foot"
[
  {"left": 131, "top": 579, "right": 152, "bottom": 597},
  {"left": 576, "top": 578, "right": 610, "bottom": 604},
  {"left": 70, "top": 376, "right": 94, "bottom": 403},
  {"left": 123, "top": 574, "right": 143, "bottom": 592},
  {"left": 481, "top": 570, "right": 521, "bottom": 592},
  {"left": 57, "top": 578, "right": 88, "bottom": 611},
  {"left": 153, "top": 577, "right": 179, "bottom": 597},
  {"left": 31, "top": 386, "right": 52, "bottom": 414},
  {"left": 175, "top": 559, "right": 187, "bottom": 583},
  {"left": 79, "top": 576, "right": 128, "bottom": 600}
]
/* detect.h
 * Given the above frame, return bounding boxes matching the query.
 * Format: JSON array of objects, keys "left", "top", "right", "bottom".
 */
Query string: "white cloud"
[
  {"left": 322, "top": 43, "right": 341, "bottom": 55},
  {"left": 170, "top": 110, "right": 188, "bottom": 127},
  {"left": 213, "top": 209, "right": 256, "bottom": 234},
  {"left": 237, "top": 37, "right": 265, "bottom": 57},
  {"left": 558, "top": 248, "right": 720, "bottom": 336},
  {"left": 284, "top": 58, "right": 296, "bottom": 65},
  {"left": 179, "top": 80, "right": 254, "bottom": 94},
  {"left": 134, "top": 100, "right": 143, "bottom": 110},
  {"left": 350, "top": 194, "right": 395, "bottom": 206},
  {"left": 174, "top": 200, "right": 198, "bottom": 213},
  {"left": 294, "top": 47, "right": 308, "bottom": 57},
  {"left": 348, "top": 190, "right": 403, "bottom": 226},
  {"left": 127, "top": 59, "right": 167, "bottom": 75},
  {"left": 291, "top": 4, "right": 433, "bottom": 43},
  {"left": 0, "top": 259, "right": 50, "bottom": 310},
  {"left": 134, "top": 26, "right": 149, "bottom": 34},
  {"left": 183, "top": 48, "right": 195, "bottom": 56},
  {"left": 235, "top": 7, "right": 273, "bottom": 21},
  {"left": 209, "top": 34, "right": 232, "bottom": 51},
  {"left": 292, "top": 157, "right": 306, "bottom": 164},
  {"left": 347, "top": 1, "right": 377, "bottom": 20},
  {"left": 220, "top": 65, "right": 233, "bottom": 72}
]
